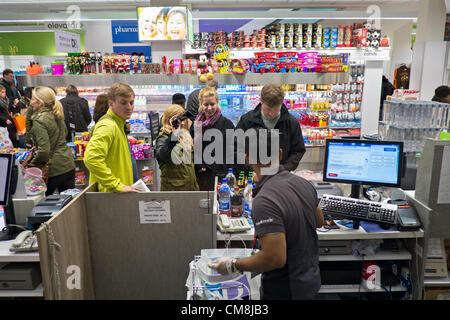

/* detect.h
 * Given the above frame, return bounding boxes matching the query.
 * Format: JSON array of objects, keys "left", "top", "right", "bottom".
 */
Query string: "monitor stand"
[{"left": 350, "top": 184, "right": 362, "bottom": 230}]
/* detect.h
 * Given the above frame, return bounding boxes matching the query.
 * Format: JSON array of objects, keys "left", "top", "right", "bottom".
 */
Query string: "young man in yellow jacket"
[{"left": 84, "top": 83, "right": 138, "bottom": 193}]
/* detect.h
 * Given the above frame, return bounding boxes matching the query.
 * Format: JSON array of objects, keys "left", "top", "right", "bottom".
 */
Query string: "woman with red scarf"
[{"left": 190, "top": 87, "right": 235, "bottom": 191}]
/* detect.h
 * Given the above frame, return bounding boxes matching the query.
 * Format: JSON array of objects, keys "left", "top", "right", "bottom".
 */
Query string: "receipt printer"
[
  {"left": 311, "top": 181, "right": 343, "bottom": 199},
  {"left": 27, "top": 195, "right": 72, "bottom": 227}
]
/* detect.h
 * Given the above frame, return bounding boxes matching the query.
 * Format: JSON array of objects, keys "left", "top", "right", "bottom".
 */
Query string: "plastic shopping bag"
[
  {"left": 13, "top": 114, "right": 26, "bottom": 136},
  {"left": 0, "top": 127, "right": 13, "bottom": 149},
  {"left": 189, "top": 248, "right": 261, "bottom": 300}
]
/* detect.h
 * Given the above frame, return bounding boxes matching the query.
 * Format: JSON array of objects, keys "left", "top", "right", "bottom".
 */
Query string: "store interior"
[{"left": 0, "top": 0, "right": 449, "bottom": 302}]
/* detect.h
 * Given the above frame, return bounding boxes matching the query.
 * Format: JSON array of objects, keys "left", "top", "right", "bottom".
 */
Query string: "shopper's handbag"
[
  {"left": 21, "top": 147, "right": 50, "bottom": 184},
  {"left": 12, "top": 113, "right": 26, "bottom": 136},
  {"left": 21, "top": 121, "right": 61, "bottom": 184}
]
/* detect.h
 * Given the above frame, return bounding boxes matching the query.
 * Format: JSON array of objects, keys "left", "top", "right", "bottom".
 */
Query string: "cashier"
[{"left": 209, "top": 131, "right": 324, "bottom": 300}]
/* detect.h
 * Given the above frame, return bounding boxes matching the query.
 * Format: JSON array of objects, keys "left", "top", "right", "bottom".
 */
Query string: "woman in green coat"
[
  {"left": 156, "top": 104, "right": 199, "bottom": 191},
  {"left": 30, "top": 86, "right": 75, "bottom": 196}
]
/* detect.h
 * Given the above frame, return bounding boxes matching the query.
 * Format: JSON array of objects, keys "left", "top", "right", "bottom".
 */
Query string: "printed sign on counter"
[{"left": 139, "top": 200, "right": 171, "bottom": 224}]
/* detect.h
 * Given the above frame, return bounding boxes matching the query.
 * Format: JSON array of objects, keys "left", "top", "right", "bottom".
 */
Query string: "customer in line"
[
  {"left": 60, "top": 84, "right": 92, "bottom": 141},
  {"left": 431, "top": 85, "right": 450, "bottom": 103},
  {"left": 0, "top": 85, "right": 15, "bottom": 143},
  {"left": 235, "top": 84, "right": 306, "bottom": 171},
  {"left": 29, "top": 86, "right": 76, "bottom": 196},
  {"left": 92, "top": 94, "right": 109, "bottom": 124},
  {"left": 156, "top": 104, "right": 199, "bottom": 191},
  {"left": 209, "top": 130, "right": 324, "bottom": 300},
  {"left": 84, "top": 83, "right": 138, "bottom": 193},
  {"left": 185, "top": 79, "right": 218, "bottom": 121},
  {"left": 190, "top": 87, "right": 235, "bottom": 191},
  {"left": 172, "top": 93, "right": 186, "bottom": 109},
  {"left": 0, "top": 69, "right": 20, "bottom": 147}
]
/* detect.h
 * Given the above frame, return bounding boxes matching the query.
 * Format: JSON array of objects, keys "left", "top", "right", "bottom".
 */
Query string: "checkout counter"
[{"left": 24, "top": 139, "right": 450, "bottom": 300}]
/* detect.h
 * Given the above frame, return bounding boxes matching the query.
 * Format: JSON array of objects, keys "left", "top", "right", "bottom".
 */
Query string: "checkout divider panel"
[
  {"left": 36, "top": 184, "right": 96, "bottom": 300},
  {"left": 84, "top": 191, "right": 215, "bottom": 300}
]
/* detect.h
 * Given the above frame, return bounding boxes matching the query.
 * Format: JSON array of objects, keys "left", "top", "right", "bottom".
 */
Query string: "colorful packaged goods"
[
  {"left": 75, "top": 169, "right": 86, "bottom": 185},
  {"left": 142, "top": 167, "right": 154, "bottom": 185},
  {"left": 344, "top": 26, "right": 353, "bottom": 47}
]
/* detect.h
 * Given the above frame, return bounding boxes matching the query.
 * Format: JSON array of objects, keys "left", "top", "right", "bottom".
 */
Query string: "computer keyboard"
[{"left": 319, "top": 194, "right": 398, "bottom": 226}]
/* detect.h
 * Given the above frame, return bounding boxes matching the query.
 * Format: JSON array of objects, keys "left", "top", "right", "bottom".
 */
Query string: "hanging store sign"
[
  {"left": 111, "top": 20, "right": 139, "bottom": 43},
  {"left": 54, "top": 30, "right": 81, "bottom": 53},
  {"left": 45, "top": 21, "right": 85, "bottom": 30}
]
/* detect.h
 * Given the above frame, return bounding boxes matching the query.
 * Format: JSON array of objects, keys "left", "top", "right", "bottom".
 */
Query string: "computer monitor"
[
  {"left": 0, "top": 154, "right": 18, "bottom": 241},
  {"left": 323, "top": 139, "right": 403, "bottom": 198}
]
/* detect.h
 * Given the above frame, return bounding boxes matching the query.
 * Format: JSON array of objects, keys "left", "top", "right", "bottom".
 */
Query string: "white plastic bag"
[
  {"left": 0, "top": 127, "right": 12, "bottom": 149},
  {"left": 189, "top": 248, "right": 261, "bottom": 300}
]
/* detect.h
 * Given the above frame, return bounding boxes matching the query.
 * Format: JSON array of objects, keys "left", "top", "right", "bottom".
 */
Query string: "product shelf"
[
  {"left": 185, "top": 47, "right": 391, "bottom": 61},
  {"left": 16, "top": 73, "right": 349, "bottom": 87}
]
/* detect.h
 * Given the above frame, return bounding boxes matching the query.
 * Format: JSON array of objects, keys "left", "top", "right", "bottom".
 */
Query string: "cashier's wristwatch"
[{"left": 232, "top": 258, "right": 239, "bottom": 273}]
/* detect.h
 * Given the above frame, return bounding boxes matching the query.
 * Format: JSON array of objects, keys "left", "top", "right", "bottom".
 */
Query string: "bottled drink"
[
  {"left": 231, "top": 186, "right": 243, "bottom": 217},
  {"left": 218, "top": 178, "right": 231, "bottom": 216},
  {"left": 243, "top": 179, "right": 253, "bottom": 219},
  {"left": 225, "top": 168, "right": 236, "bottom": 189}
]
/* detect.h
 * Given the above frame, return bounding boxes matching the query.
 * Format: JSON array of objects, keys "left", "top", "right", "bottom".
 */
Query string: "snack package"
[
  {"left": 344, "top": 26, "right": 352, "bottom": 47},
  {"left": 75, "top": 169, "right": 86, "bottom": 185},
  {"left": 331, "top": 27, "right": 338, "bottom": 48},
  {"left": 142, "top": 167, "right": 154, "bottom": 185},
  {"left": 337, "top": 25, "right": 344, "bottom": 47}
]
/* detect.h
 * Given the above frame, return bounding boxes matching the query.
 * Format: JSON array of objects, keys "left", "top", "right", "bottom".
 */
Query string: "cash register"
[{"left": 27, "top": 194, "right": 73, "bottom": 229}]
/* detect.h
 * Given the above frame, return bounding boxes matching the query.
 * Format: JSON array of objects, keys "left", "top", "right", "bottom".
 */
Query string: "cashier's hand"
[
  {"left": 122, "top": 186, "right": 139, "bottom": 193},
  {"left": 208, "top": 257, "right": 234, "bottom": 275}
]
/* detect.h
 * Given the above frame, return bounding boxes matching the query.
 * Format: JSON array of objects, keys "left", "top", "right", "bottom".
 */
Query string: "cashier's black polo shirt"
[{"left": 252, "top": 166, "right": 321, "bottom": 300}]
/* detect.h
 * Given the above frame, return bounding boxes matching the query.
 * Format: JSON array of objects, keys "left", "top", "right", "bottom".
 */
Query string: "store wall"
[
  {"left": 387, "top": 21, "right": 414, "bottom": 82},
  {"left": 84, "top": 21, "right": 113, "bottom": 53}
]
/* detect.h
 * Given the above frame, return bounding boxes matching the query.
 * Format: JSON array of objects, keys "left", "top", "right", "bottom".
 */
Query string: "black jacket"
[
  {"left": 60, "top": 92, "right": 92, "bottom": 141},
  {"left": 190, "top": 114, "right": 235, "bottom": 175},
  {"left": 0, "top": 79, "right": 20, "bottom": 114},
  {"left": 185, "top": 88, "right": 201, "bottom": 121},
  {"left": 235, "top": 103, "right": 305, "bottom": 172},
  {"left": 0, "top": 97, "right": 17, "bottom": 146}
]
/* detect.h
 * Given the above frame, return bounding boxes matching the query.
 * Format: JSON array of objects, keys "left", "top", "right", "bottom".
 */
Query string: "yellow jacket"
[{"left": 84, "top": 109, "right": 133, "bottom": 192}]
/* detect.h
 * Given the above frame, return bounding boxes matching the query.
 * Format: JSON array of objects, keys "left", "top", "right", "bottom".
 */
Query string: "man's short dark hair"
[
  {"left": 2, "top": 69, "right": 13, "bottom": 77},
  {"left": 261, "top": 84, "right": 285, "bottom": 107},
  {"left": 66, "top": 84, "right": 78, "bottom": 95},
  {"left": 172, "top": 93, "right": 186, "bottom": 106},
  {"left": 434, "top": 86, "right": 450, "bottom": 98}
]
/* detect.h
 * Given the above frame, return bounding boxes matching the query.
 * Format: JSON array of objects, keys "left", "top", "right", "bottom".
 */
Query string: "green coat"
[
  {"left": 30, "top": 108, "right": 75, "bottom": 177},
  {"left": 156, "top": 131, "right": 199, "bottom": 191}
]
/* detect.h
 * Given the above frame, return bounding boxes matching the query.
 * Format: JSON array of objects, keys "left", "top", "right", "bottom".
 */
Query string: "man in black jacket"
[
  {"left": 0, "top": 69, "right": 21, "bottom": 147},
  {"left": 0, "top": 69, "right": 20, "bottom": 111},
  {"left": 235, "top": 84, "right": 306, "bottom": 172},
  {"left": 60, "top": 85, "right": 92, "bottom": 141}
]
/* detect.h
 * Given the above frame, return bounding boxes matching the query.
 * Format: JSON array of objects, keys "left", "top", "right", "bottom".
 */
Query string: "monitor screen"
[
  {"left": 323, "top": 139, "right": 403, "bottom": 187},
  {"left": 137, "top": 6, "right": 193, "bottom": 41},
  {"left": 0, "top": 154, "right": 14, "bottom": 206}
]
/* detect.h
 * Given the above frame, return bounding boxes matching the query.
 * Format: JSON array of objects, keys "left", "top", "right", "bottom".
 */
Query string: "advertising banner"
[{"left": 137, "top": 6, "right": 193, "bottom": 42}]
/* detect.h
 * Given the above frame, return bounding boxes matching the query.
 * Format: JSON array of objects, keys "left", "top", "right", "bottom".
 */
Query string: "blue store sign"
[{"left": 111, "top": 20, "right": 139, "bottom": 43}]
